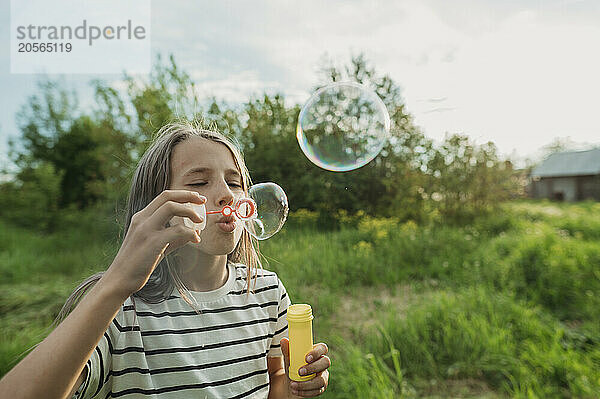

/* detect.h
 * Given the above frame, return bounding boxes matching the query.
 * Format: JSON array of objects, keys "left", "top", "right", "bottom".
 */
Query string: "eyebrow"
[{"left": 183, "top": 167, "right": 242, "bottom": 179}]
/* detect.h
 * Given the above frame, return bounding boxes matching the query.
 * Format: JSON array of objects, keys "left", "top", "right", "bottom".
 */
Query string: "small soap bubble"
[
  {"left": 245, "top": 183, "right": 289, "bottom": 240},
  {"left": 297, "top": 81, "right": 391, "bottom": 172}
]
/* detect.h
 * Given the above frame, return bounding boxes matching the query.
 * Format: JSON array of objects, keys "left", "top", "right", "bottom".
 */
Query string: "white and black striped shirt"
[{"left": 74, "top": 263, "right": 290, "bottom": 399}]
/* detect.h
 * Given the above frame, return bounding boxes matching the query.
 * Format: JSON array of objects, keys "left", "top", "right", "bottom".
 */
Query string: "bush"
[
  {"left": 476, "top": 223, "right": 600, "bottom": 321},
  {"left": 326, "top": 335, "right": 415, "bottom": 398},
  {"left": 366, "top": 288, "right": 600, "bottom": 397},
  {"left": 0, "top": 162, "right": 63, "bottom": 232}
]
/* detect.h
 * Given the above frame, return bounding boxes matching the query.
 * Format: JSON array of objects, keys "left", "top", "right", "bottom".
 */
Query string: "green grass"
[
  {"left": 366, "top": 288, "right": 599, "bottom": 397},
  {"left": 1, "top": 200, "right": 599, "bottom": 397}
]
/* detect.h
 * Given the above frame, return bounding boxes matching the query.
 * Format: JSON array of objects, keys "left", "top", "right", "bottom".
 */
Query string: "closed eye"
[{"left": 188, "top": 182, "right": 242, "bottom": 188}]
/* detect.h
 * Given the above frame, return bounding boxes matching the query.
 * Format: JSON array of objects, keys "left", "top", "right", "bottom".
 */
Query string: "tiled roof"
[{"left": 531, "top": 148, "right": 600, "bottom": 178}]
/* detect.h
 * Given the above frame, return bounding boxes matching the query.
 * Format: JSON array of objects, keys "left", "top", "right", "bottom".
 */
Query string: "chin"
[{"left": 203, "top": 241, "right": 239, "bottom": 256}]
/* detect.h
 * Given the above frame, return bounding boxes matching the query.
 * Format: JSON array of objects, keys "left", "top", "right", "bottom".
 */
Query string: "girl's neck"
[{"left": 174, "top": 248, "right": 229, "bottom": 292}]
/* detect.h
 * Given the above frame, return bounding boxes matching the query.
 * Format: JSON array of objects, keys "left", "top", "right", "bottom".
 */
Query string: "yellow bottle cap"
[{"left": 287, "top": 304, "right": 313, "bottom": 322}]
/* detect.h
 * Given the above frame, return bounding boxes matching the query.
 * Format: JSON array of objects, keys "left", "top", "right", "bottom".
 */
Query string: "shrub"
[
  {"left": 366, "top": 288, "right": 600, "bottom": 397},
  {"left": 0, "top": 162, "right": 63, "bottom": 232}
]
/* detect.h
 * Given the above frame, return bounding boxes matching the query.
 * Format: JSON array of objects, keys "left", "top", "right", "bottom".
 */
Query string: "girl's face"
[{"left": 168, "top": 137, "right": 245, "bottom": 256}]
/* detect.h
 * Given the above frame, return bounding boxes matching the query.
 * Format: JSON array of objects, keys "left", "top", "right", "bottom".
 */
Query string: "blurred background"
[{"left": 1, "top": 1, "right": 599, "bottom": 397}]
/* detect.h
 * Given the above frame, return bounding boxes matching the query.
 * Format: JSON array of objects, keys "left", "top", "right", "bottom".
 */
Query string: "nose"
[{"left": 215, "top": 181, "right": 235, "bottom": 208}]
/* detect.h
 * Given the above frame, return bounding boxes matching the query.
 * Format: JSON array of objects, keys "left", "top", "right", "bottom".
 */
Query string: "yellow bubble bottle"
[{"left": 287, "top": 304, "right": 316, "bottom": 381}]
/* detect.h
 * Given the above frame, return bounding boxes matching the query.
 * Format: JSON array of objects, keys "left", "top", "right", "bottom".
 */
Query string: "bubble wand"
[
  {"left": 178, "top": 182, "right": 288, "bottom": 241},
  {"left": 204, "top": 197, "right": 257, "bottom": 220}
]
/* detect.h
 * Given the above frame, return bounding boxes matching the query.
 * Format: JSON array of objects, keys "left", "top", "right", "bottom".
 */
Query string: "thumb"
[{"left": 280, "top": 337, "right": 290, "bottom": 378}]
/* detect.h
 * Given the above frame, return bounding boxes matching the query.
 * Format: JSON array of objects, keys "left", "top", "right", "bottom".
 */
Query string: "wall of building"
[
  {"left": 553, "top": 177, "right": 578, "bottom": 201},
  {"left": 580, "top": 175, "right": 600, "bottom": 200},
  {"left": 530, "top": 175, "right": 600, "bottom": 201}
]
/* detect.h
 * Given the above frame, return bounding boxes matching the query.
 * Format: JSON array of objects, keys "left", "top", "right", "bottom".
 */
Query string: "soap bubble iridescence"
[
  {"left": 245, "top": 182, "right": 288, "bottom": 240},
  {"left": 297, "top": 81, "right": 391, "bottom": 172}
]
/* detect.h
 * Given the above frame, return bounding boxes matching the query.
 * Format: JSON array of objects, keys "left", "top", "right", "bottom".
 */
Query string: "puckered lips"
[{"left": 216, "top": 214, "right": 236, "bottom": 232}]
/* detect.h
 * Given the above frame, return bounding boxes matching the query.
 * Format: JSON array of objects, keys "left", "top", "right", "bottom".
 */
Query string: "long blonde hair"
[{"left": 54, "top": 119, "right": 263, "bottom": 325}]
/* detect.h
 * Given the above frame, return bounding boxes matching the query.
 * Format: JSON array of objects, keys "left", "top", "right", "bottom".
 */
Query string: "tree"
[
  {"left": 426, "top": 134, "right": 517, "bottom": 222},
  {"left": 7, "top": 54, "right": 202, "bottom": 214},
  {"left": 205, "top": 54, "right": 434, "bottom": 225},
  {"left": 124, "top": 53, "right": 202, "bottom": 157},
  {"left": 0, "top": 161, "right": 63, "bottom": 231},
  {"left": 3, "top": 52, "right": 520, "bottom": 232},
  {"left": 308, "top": 54, "right": 433, "bottom": 222},
  {"left": 9, "top": 81, "right": 135, "bottom": 211}
]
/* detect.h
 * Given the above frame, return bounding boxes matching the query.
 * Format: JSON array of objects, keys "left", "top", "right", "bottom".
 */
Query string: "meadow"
[{"left": 1, "top": 200, "right": 599, "bottom": 398}]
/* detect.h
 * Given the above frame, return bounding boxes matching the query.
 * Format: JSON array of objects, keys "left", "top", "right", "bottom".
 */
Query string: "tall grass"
[
  {"left": 265, "top": 202, "right": 600, "bottom": 397},
  {"left": 364, "top": 288, "right": 599, "bottom": 397},
  {"left": 1, "top": 200, "right": 599, "bottom": 397}
]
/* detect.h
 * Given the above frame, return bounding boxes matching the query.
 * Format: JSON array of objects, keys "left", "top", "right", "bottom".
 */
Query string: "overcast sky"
[{"left": 1, "top": 0, "right": 599, "bottom": 173}]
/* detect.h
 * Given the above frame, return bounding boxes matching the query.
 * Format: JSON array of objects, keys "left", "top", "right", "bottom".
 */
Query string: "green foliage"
[
  {"left": 3, "top": 54, "right": 204, "bottom": 230},
  {"left": 473, "top": 204, "right": 600, "bottom": 321},
  {"left": 201, "top": 55, "right": 520, "bottom": 224},
  {"left": 263, "top": 202, "right": 600, "bottom": 397},
  {"left": 208, "top": 60, "right": 432, "bottom": 226},
  {"left": 0, "top": 208, "right": 118, "bottom": 283},
  {"left": 1, "top": 201, "right": 599, "bottom": 397},
  {"left": 328, "top": 335, "right": 416, "bottom": 398},
  {"left": 0, "top": 161, "right": 62, "bottom": 231},
  {"left": 8, "top": 82, "right": 134, "bottom": 215},
  {"left": 123, "top": 53, "right": 202, "bottom": 155},
  {"left": 4, "top": 53, "right": 520, "bottom": 232},
  {"left": 426, "top": 135, "right": 519, "bottom": 223},
  {"left": 265, "top": 212, "right": 483, "bottom": 291},
  {"left": 366, "top": 288, "right": 599, "bottom": 398}
]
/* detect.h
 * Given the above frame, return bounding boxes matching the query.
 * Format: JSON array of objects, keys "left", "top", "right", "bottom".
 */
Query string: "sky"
[{"left": 1, "top": 0, "right": 599, "bottom": 175}]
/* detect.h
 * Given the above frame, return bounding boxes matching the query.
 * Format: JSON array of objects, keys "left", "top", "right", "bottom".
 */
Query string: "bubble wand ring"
[{"left": 205, "top": 197, "right": 257, "bottom": 220}]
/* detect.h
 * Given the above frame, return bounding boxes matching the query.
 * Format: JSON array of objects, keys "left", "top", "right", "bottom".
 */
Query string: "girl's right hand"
[{"left": 104, "top": 190, "right": 206, "bottom": 298}]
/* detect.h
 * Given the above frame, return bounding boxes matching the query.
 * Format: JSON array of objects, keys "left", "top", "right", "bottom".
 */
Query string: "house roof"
[{"left": 531, "top": 148, "right": 600, "bottom": 178}]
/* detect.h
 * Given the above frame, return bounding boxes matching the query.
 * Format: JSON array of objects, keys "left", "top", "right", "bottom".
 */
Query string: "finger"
[
  {"left": 138, "top": 190, "right": 206, "bottom": 221},
  {"left": 290, "top": 386, "right": 325, "bottom": 398},
  {"left": 150, "top": 200, "right": 205, "bottom": 230},
  {"left": 280, "top": 338, "right": 290, "bottom": 375},
  {"left": 299, "top": 355, "right": 330, "bottom": 376},
  {"left": 159, "top": 223, "right": 201, "bottom": 252},
  {"left": 306, "top": 343, "right": 328, "bottom": 363},
  {"left": 290, "top": 371, "right": 327, "bottom": 392}
]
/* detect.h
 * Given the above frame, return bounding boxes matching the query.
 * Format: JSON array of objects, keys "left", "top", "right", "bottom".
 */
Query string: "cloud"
[
  {"left": 407, "top": 11, "right": 600, "bottom": 154},
  {"left": 427, "top": 97, "right": 448, "bottom": 103},
  {"left": 4, "top": 0, "right": 594, "bottom": 162},
  {"left": 193, "top": 70, "right": 279, "bottom": 102},
  {"left": 146, "top": 0, "right": 600, "bottom": 156},
  {"left": 425, "top": 107, "right": 456, "bottom": 114}
]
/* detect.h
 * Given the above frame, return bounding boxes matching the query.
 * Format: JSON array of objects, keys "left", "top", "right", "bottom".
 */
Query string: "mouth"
[
  {"left": 216, "top": 220, "right": 236, "bottom": 233},
  {"left": 217, "top": 215, "right": 235, "bottom": 224}
]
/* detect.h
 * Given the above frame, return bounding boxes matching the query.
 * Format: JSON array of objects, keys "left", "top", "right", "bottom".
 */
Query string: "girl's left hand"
[{"left": 280, "top": 338, "right": 330, "bottom": 397}]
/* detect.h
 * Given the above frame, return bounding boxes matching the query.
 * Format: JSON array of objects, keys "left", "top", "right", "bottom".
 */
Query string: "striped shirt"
[{"left": 73, "top": 262, "right": 290, "bottom": 399}]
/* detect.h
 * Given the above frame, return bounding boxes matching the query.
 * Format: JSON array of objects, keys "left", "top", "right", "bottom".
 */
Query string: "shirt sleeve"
[
  {"left": 267, "top": 276, "right": 291, "bottom": 357},
  {"left": 72, "top": 311, "right": 121, "bottom": 399}
]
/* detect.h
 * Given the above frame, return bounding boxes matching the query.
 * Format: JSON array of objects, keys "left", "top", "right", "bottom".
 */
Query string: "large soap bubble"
[
  {"left": 297, "top": 81, "right": 391, "bottom": 172},
  {"left": 245, "top": 182, "right": 289, "bottom": 240}
]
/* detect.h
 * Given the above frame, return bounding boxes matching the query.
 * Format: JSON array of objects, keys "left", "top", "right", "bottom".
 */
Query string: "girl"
[{"left": 0, "top": 120, "right": 331, "bottom": 398}]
